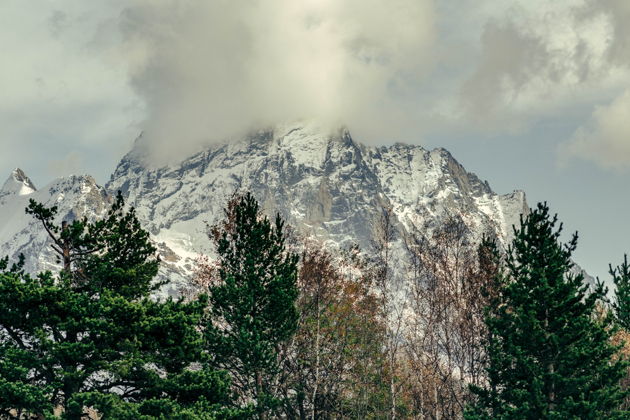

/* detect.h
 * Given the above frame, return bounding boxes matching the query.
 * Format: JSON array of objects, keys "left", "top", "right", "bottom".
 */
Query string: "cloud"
[
  {"left": 582, "top": 0, "right": 630, "bottom": 66},
  {"left": 117, "top": 0, "right": 436, "bottom": 162},
  {"left": 458, "top": 0, "right": 620, "bottom": 130},
  {"left": 48, "top": 151, "right": 85, "bottom": 177},
  {"left": 2, "top": 0, "right": 630, "bottom": 181},
  {"left": 560, "top": 90, "right": 630, "bottom": 171},
  {"left": 553, "top": 0, "right": 630, "bottom": 171},
  {"left": 460, "top": 20, "right": 549, "bottom": 120},
  {"left": 0, "top": 2, "right": 140, "bottom": 183}
]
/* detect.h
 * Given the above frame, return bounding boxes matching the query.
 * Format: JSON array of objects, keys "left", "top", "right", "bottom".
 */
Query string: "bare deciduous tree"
[
  {"left": 403, "top": 217, "right": 500, "bottom": 419},
  {"left": 277, "top": 242, "right": 389, "bottom": 419},
  {"left": 371, "top": 206, "right": 409, "bottom": 419}
]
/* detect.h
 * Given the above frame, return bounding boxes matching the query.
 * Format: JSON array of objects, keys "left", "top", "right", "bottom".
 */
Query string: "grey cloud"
[
  {"left": 116, "top": 0, "right": 436, "bottom": 163},
  {"left": 561, "top": 90, "right": 630, "bottom": 171},
  {"left": 48, "top": 10, "right": 68, "bottom": 38},
  {"left": 48, "top": 151, "right": 84, "bottom": 177},
  {"left": 557, "top": 0, "right": 630, "bottom": 171},
  {"left": 458, "top": 2, "right": 619, "bottom": 128},
  {"left": 582, "top": 0, "right": 630, "bottom": 66},
  {"left": 0, "top": 3, "right": 141, "bottom": 183},
  {"left": 460, "top": 21, "right": 549, "bottom": 119}
]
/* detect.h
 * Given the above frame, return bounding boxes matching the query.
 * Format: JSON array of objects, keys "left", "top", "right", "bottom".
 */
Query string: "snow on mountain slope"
[
  {"left": 0, "top": 174, "right": 110, "bottom": 274},
  {"left": 0, "top": 122, "right": 533, "bottom": 293},
  {"left": 0, "top": 168, "right": 37, "bottom": 201},
  {"left": 363, "top": 143, "right": 528, "bottom": 244},
  {"left": 106, "top": 122, "right": 529, "bottom": 284}
]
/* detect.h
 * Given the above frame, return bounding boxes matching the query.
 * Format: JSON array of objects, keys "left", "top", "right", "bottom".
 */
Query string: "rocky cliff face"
[{"left": 0, "top": 122, "right": 529, "bottom": 294}]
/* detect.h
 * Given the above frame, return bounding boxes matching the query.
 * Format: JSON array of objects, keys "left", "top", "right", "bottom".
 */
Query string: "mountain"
[
  {"left": 0, "top": 168, "right": 37, "bottom": 201},
  {"left": 108, "top": 122, "right": 526, "bottom": 246},
  {"left": 0, "top": 172, "right": 110, "bottom": 275},
  {"left": 0, "top": 122, "right": 529, "bottom": 294}
]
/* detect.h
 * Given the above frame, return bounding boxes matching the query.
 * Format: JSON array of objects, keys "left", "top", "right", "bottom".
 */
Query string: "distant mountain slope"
[
  {"left": 1, "top": 122, "right": 530, "bottom": 294},
  {"left": 0, "top": 172, "right": 110, "bottom": 275}
]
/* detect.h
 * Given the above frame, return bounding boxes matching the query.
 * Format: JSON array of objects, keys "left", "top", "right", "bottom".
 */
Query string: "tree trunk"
[
  {"left": 311, "top": 301, "right": 321, "bottom": 420},
  {"left": 298, "top": 389, "right": 307, "bottom": 420},
  {"left": 256, "top": 371, "right": 266, "bottom": 420},
  {"left": 62, "top": 221, "right": 71, "bottom": 273},
  {"left": 390, "top": 368, "right": 396, "bottom": 420}
]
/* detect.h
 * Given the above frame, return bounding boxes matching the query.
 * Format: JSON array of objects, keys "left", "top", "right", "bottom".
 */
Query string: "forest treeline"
[{"left": 0, "top": 192, "right": 629, "bottom": 419}]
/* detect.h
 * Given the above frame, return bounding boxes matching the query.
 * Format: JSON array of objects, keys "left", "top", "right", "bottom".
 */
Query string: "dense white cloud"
[
  {"left": 584, "top": 0, "right": 630, "bottom": 66},
  {"left": 1, "top": 0, "right": 630, "bottom": 177},
  {"left": 117, "top": 0, "right": 436, "bottom": 162}
]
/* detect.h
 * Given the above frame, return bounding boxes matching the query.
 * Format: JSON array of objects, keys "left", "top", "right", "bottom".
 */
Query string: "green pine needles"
[
  {"left": 0, "top": 192, "right": 237, "bottom": 419},
  {"left": 204, "top": 192, "right": 299, "bottom": 417},
  {"left": 612, "top": 255, "right": 630, "bottom": 332},
  {"left": 2, "top": 190, "right": 628, "bottom": 419},
  {"left": 466, "top": 203, "right": 628, "bottom": 419}
]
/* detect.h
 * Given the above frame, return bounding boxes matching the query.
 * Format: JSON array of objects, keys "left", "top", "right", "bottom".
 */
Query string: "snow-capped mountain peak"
[
  {"left": 0, "top": 174, "right": 111, "bottom": 275},
  {"left": 0, "top": 168, "right": 37, "bottom": 200},
  {"left": 1, "top": 122, "right": 541, "bottom": 295},
  {"left": 108, "top": 123, "right": 528, "bottom": 261}
]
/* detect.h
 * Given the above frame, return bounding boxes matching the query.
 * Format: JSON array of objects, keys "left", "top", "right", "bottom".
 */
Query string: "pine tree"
[
  {"left": 204, "top": 192, "right": 299, "bottom": 417},
  {"left": 0, "top": 192, "right": 236, "bottom": 419},
  {"left": 466, "top": 203, "right": 628, "bottom": 419},
  {"left": 611, "top": 255, "right": 630, "bottom": 412},
  {"left": 612, "top": 255, "right": 630, "bottom": 331}
]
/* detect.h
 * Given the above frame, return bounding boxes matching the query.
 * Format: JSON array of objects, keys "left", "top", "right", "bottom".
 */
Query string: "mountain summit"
[
  {"left": 109, "top": 121, "right": 527, "bottom": 247},
  {"left": 0, "top": 168, "right": 36, "bottom": 200},
  {"left": 1, "top": 122, "right": 529, "bottom": 294},
  {"left": 105, "top": 122, "right": 528, "bottom": 292}
]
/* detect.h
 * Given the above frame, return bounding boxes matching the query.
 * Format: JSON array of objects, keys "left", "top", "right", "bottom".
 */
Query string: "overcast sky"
[{"left": 1, "top": 0, "right": 629, "bottom": 281}]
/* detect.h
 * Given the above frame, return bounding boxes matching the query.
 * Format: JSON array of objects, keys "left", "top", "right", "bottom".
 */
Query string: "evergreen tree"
[
  {"left": 612, "top": 255, "right": 630, "bottom": 331},
  {"left": 466, "top": 203, "right": 628, "bottom": 419},
  {"left": 611, "top": 255, "right": 630, "bottom": 412},
  {"left": 205, "top": 192, "right": 299, "bottom": 417},
  {"left": 0, "top": 192, "right": 236, "bottom": 419}
]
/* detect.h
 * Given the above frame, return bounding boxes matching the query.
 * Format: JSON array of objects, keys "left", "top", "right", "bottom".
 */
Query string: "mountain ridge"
[{"left": 0, "top": 122, "right": 531, "bottom": 295}]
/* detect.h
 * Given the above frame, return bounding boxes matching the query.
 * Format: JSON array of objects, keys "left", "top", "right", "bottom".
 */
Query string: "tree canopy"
[
  {"left": 0, "top": 192, "right": 237, "bottom": 419},
  {"left": 203, "top": 192, "right": 299, "bottom": 417},
  {"left": 466, "top": 203, "right": 628, "bottom": 419}
]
